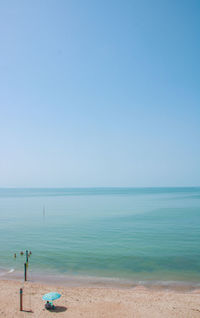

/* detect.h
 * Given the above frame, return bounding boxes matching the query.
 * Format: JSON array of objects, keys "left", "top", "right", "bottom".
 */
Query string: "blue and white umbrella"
[{"left": 42, "top": 292, "right": 61, "bottom": 301}]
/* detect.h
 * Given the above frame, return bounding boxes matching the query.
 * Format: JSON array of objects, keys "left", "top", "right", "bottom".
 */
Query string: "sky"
[{"left": 0, "top": 0, "right": 199, "bottom": 187}]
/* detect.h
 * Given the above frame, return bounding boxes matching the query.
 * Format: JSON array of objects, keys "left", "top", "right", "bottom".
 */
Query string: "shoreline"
[{"left": 1, "top": 267, "right": 200, "bottom": 292}]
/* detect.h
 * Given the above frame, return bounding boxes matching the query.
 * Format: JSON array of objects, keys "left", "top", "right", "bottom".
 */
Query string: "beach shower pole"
[
  {"left": 20, "top": 288, "right": 23, "bottom": 311},
  {"left": 24, "top": 263, "right": 27, "bottom": 281}
]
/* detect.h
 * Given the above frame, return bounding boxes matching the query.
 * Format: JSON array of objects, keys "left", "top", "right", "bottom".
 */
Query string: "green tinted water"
[{"left": 0, "top": 188, "right": 200, "bottom": 283}]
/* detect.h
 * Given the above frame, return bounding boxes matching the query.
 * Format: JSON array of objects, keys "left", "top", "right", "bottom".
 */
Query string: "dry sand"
[{"left": 0, "top": 279, "right": 200, "bottom": 317}]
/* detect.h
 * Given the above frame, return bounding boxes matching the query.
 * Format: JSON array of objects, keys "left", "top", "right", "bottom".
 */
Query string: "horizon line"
[{"left": 0, "top": 186, "right": 200, "bottom": 189}]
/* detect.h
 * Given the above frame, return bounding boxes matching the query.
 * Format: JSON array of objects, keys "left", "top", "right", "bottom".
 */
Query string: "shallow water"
[{"left": 0, "top": 187, "right": 200, "bottom": 286}]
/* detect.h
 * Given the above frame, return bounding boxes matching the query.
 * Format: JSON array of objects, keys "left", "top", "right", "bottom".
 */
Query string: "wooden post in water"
[
  {"left": 24, "top": 263, "right": 27, "bottom": 281},
  {"left": 20, "top": 288, "right": 23, "bottom": 311},
  {"left": 26, "top": 250, "right": 29, "bottom": 263}
]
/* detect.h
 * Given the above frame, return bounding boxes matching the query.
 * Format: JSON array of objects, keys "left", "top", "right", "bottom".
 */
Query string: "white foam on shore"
[
  {"left": 8, "top": 269, "right": 15, "bottom": 273},
  {"left": 0, "top": 268, "right": 15, "bottom": 276}
]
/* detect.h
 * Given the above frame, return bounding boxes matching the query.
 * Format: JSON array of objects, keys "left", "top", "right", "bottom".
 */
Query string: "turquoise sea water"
[{"left": 0, "top": 188, "right": 200, "bottom": 285}]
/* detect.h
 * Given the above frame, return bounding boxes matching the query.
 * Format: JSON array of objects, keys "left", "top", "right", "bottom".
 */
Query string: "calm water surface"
[{"left": 0, "top": 188, "right": 200, "bottom": 285}]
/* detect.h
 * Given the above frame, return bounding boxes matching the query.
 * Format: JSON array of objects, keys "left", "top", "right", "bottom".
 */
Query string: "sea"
[{"left": 0, "top": 187, "right": 200, "bottom": 289}]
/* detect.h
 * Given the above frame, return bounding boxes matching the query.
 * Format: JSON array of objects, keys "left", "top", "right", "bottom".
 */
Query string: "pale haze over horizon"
[{"left": 0, "top": 0, "right": 200, "bottom": 188}]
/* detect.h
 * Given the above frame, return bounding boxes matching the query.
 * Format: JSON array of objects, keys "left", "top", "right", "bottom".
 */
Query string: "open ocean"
[{"left": 0, "top": 187, "right": 200, "bottom": 288}]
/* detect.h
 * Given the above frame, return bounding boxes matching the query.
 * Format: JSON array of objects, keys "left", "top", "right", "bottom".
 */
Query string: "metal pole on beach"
[
  {"left": 20, "top": 288, "right": 23, "bottom": 311},
  {"left": 24, "top": 263, "right": 27, "bottom": 281}
]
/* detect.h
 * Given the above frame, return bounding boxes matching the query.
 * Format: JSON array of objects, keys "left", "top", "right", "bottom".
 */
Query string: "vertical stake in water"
[
  {"left": 20, "top": 288, "right": 23, "bottom": 311},
  {"left": 24, "top": 263, "right": 27, "bottom": 281},
  {"left": 43, "top": 205, "right": 45, "bottom": 223},
  {"left": 26, "top": 250, "right": 29, "bottom": 263}
]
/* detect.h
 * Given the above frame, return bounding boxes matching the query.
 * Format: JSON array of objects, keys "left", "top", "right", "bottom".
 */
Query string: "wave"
[{"left": 0, "top": 268, "right": 15, "bottom": 276}]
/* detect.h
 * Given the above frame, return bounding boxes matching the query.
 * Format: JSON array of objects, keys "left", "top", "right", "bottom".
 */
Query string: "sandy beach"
[{"left": 0, "top": 279, "right": 200, "bottom": 318}]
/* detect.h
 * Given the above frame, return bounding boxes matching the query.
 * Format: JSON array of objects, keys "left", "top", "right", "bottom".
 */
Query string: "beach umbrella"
[{"left": 42, "top": 292, "right": 61, "bottom": 301}]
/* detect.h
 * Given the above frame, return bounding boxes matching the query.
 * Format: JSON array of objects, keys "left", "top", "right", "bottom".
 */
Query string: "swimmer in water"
[
  {"left": 20, "top": 251, "right": 24, "bottom": 256},
  {"left": 14, "top": 253, "right": 16, "bottom": 258}
]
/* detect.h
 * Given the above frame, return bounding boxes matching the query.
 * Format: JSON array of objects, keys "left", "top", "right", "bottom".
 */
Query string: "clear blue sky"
[{"left": 0, "top": 0, "right": 199, "bottom": 187}]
